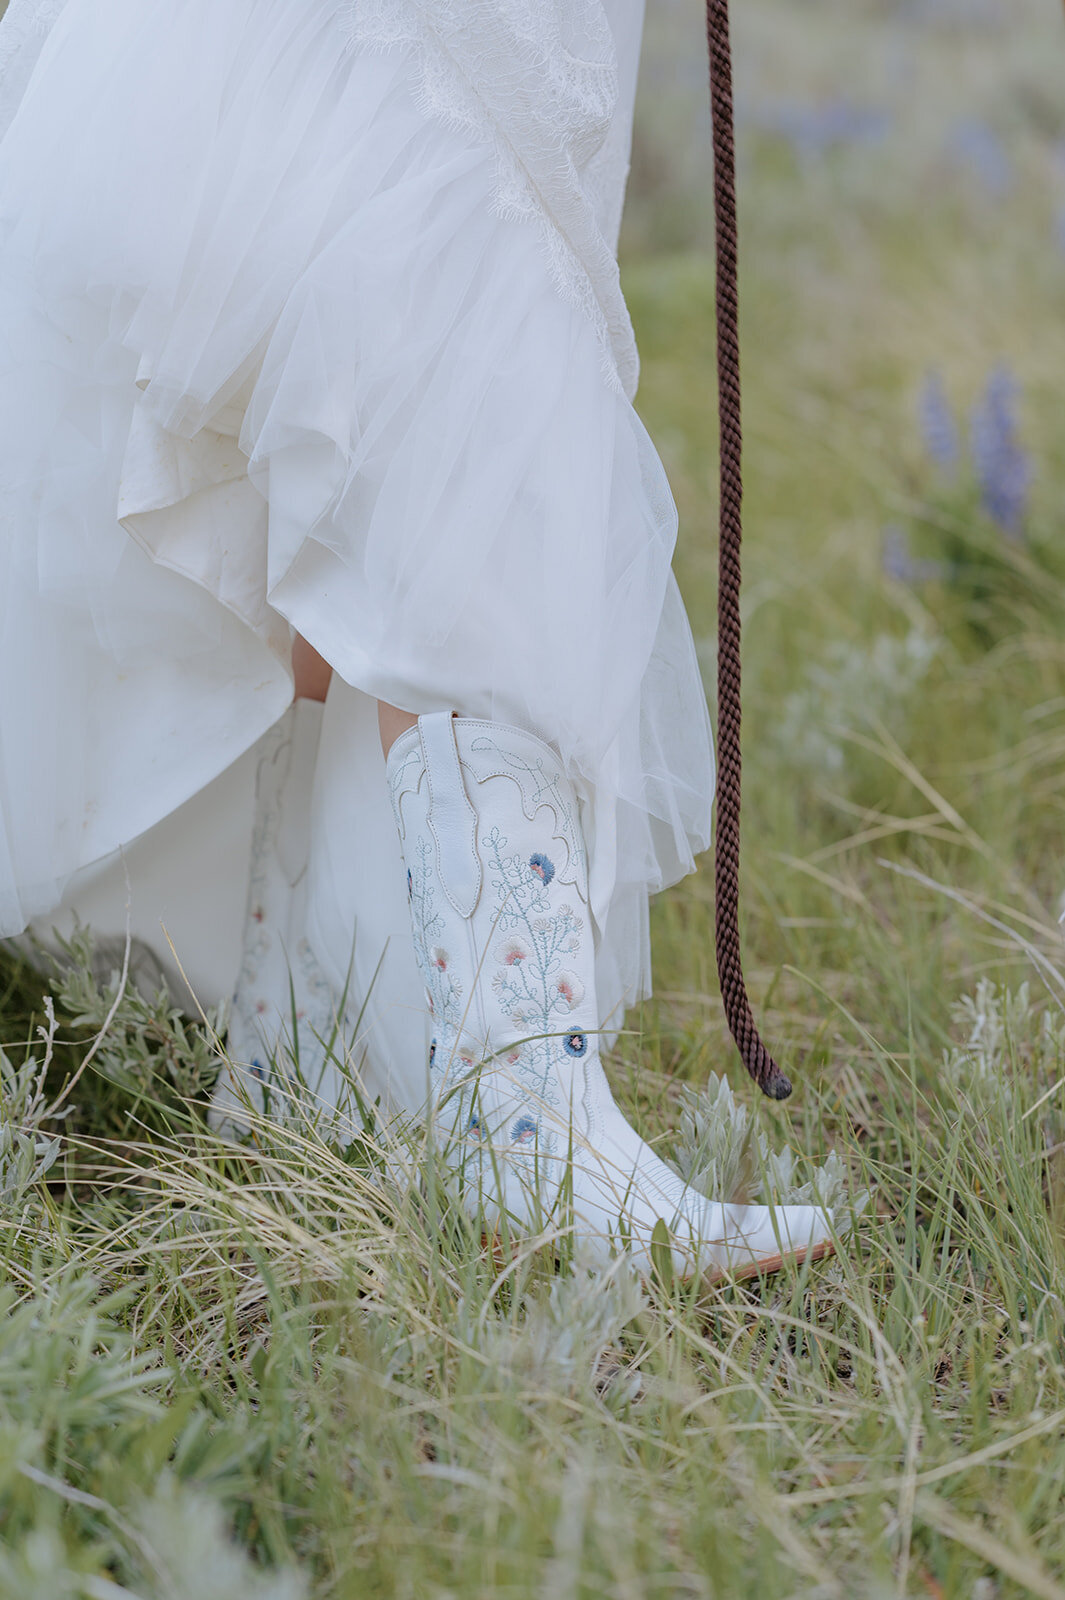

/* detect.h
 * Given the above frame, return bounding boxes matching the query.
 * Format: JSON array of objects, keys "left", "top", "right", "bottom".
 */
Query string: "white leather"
[
  {"left": 419, "top": 711, "right": 483, "bottom": 918},
  {"left": 388, "top": 714, "right": 833, "bottom": 1276},
  {"left": 212, "top": 701, "right": 356, "bottom": 1137}
]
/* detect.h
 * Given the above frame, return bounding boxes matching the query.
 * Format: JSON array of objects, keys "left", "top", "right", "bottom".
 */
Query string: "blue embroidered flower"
[
  {"left": 511, "top": 1115, "right": 538, "bottom": 1146},
  {"left": 467, "top": 1113, "right": 484, "bottom": 1141},
  {"left": 251, "top": 1059, "right": 266, "bottom": 1081},
  {"left": 563, "top": 1031, "right": 588, "bottom": 1058},
  {"left": 428, "top": 1039, "right": 437, "bottom": 1067},
  {"left": 529, "top": 852, "right": 555, "bottom": 885}
]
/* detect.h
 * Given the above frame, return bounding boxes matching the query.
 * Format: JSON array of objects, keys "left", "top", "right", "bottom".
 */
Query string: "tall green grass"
[{"left": 2, "top": 0, "right": 1065, "bottom": 1593}]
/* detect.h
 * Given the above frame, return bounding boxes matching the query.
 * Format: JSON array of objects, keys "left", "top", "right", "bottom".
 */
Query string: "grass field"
[{"left": 2, "top": 0, "right": 1065, "bottom": 1594}]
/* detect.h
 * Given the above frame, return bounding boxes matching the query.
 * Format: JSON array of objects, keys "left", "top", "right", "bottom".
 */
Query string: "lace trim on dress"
[
  {"left": 339, "top": 0, "right": 639, "bottom": 397},
  {"left": 0, "top": 0, "right": 640, "bottom": 394},
  {"left": 0, "top": 0, "right": 69, "bottom": 142}
]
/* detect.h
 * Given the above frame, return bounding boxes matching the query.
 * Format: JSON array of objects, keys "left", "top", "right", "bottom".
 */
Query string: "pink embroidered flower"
[
  {"left": 553, "top": 971, "right": 585, "bottom": 1012},
  {"left": 496, "top": 937, "right": 530, "bottom": 966},
  {"left": 430, "top": 947, "right": 449, "bottom": 971}
]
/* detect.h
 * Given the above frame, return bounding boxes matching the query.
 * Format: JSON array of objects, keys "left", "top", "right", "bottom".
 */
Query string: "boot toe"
[{"left": 707, "top": 1202, "right": 835, "bottom": 1278}]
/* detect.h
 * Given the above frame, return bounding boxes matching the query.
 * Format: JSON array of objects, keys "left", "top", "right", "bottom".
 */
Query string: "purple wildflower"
[
  {"left": 949, "top": 119, "right": 1012, "bottom": 198},
  {"left": 754, "top": 99, "right": 891, "bottom": 161},
  {"left": 881, "top": 526, "right": 948, "bottom": 586},
  {"left": 914, "top": 0, "right": 998, "bottom": 20},
  {"left": 969, "top": 366, "right": 1032, "bottom": 538},
  {"left": 919, "top": 370, "right": 959, "bottom": 471}
]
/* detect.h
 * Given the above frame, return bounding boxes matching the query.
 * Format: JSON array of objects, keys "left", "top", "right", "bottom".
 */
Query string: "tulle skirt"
[{"left": 0, "top": 0, "right": 713, "bottom": 1103}]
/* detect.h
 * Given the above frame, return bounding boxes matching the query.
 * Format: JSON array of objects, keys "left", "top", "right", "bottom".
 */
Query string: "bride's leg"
[
  {"left": 378, "top": 700, "right": 418, "bottom": 756},
  {"left": 293, "top": 647, "right": 415, "bottom": 756},
  {"left": 292, "top": 634, "right": 333, "bottom": 703}
]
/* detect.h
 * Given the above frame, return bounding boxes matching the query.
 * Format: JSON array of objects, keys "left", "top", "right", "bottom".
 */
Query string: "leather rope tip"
[{"left": 709, "top": 0, "right": 797, "bottom": 1101}]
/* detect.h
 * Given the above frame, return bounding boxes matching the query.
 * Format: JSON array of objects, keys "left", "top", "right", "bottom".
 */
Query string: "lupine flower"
[
  {"left": 949, "top": 119, "right": 1012, "bottom": 197},
  {"left": 881, "top": 525, "right": 948, "bottom": 585},
  {"left": 969, "top": 365, "right": 1032, "bottom": 537},
  {"left": 882, "top": 525, "right": 914, "bottom": 583},
  {"left": 749, "top": 99, "right": 891, "bottom": 161},
  {"left": 913, "top": 0, "right": 998, "bottom": 20},
  {"left": 919, "top": 370, "right": 959, "bottom": 471}
]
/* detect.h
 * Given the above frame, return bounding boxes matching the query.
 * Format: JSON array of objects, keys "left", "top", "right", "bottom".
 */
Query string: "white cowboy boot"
[
  {"left": 387, "top": 712, "right": 834, "bottom": 1279},
  {"left": 212, "top": 700, "right": 353, "bottom": 1137}
]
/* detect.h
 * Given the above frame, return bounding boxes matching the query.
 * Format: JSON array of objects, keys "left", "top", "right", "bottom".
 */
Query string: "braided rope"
[{"left": 707, "top": 0, "right": 792, "bottom": 1099}]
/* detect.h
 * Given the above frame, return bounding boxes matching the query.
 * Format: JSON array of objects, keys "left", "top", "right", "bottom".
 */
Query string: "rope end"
[{"left": 741, "top": 1035, "right": 793, "bottom": 1100}]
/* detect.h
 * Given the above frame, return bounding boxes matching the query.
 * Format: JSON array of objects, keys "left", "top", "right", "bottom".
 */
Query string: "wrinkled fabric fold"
[{"left": 0, "top": 0, "right": 714, "bottom": 1063}]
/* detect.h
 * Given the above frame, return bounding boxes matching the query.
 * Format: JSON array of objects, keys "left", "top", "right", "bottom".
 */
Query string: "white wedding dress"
[{"left": 0, "top": 0, "right": 715, "bottom": 1116}]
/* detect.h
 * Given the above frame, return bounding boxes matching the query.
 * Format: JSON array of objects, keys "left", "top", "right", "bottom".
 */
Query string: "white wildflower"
[
  {"left": 773, "top": 626, "right": 938, "bottom": 775},
  {"left": 670, "top": 1073, "right": 868, "bottom": 1230}
]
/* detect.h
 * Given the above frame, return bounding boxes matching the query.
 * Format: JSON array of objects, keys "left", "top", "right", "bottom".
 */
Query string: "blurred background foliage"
[{"left": 618, "top": 0, "right": 1065, "bottom": 1109}]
